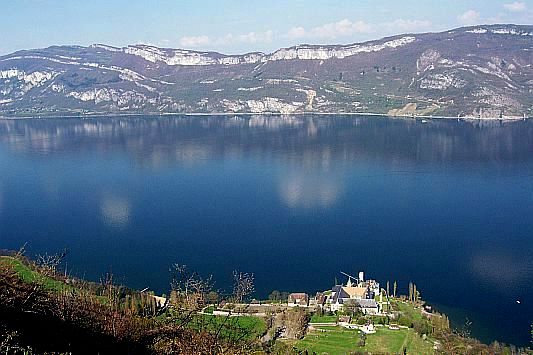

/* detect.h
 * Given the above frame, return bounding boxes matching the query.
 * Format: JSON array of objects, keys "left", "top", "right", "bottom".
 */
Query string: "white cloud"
[
  {"left": 503, "top": 1, "right": 527, "bottom": 12},
  {"left": 286, "top": 19, "right": 373, "bottom": 40},
  {"left": 382, "top": 19, "right": 433, "bottom": 33},
  {"left": 286, "top": 26, "right": 306, "bottom": 39},
  {"left": 219, "top": 30, "right": 273, "bottom": 45},
  {"left": 457, "top": 10, "right": 481, "bottom": 25},
  {"left": 285, "top": 18, "right": 432, "bottom": 41},
  {"left": 284, "top": 19, "right": 372, "bottom": 39},
  {"left": 178, "top": 31, "right": 273, "bottom": 49},
  {"left": 309, "top": 19, "right": 373, "bottom": 39},
  {"left": 179, "top": 35, "right": 210, "bottom": 48}
]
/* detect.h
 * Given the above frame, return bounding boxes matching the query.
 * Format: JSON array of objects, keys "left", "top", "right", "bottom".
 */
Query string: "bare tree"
[
  {"left": 282, "top": 308, "right": 310, "bottom": 339},
  {"left": 458, "top": 317, "right": 472, "bottom": 339},
  {"left": 161, "top": 264, "right": 261, "bottom": 353},
  {"left": 233, "top": 270, "right": 254, "bottom": 303},
  {"left": 170, "top": 263, "right": 214, "bottom": 310},
  {"left": 0, "top": 326, "right": 34, "bottom": 354},
  {"left": 36, "top": 249, "right": 67, "bottom": 275}
]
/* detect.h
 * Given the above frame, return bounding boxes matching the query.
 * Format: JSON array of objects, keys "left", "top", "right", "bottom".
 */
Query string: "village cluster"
[{"left": 287, "top": 271, "right": 383, "bottom": 315}]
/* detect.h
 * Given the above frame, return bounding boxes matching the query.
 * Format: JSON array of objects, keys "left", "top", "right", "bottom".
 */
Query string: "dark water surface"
[{"left": 0, "top": 115, "right": 532, "bottom": 346}]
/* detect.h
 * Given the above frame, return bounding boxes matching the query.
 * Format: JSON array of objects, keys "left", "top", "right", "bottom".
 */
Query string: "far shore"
[{"left": 0, "top": 110, "right": 530, "bottom": 121}]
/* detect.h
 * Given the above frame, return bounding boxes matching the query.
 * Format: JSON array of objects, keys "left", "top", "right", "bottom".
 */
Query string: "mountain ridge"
[{"left": 1, "top": 24, "right": 532, "bottom": 118}]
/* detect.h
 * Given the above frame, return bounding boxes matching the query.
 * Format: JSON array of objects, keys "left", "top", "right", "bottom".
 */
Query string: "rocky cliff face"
[{"left": 0, "top": 25, "right": 532, "bottom": 118}]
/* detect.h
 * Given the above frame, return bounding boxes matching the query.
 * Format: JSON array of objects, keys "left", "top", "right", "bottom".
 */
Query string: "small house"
[
  {"left": 288, "top": 293, "right": 309, "bottom": 307},
  {"left": 357, "top": 299, "right": 380, "bottom": 315}
]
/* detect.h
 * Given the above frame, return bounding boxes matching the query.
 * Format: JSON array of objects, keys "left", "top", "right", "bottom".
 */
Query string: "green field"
[
  {"left": 295, "top": 326, "right": 435, "bottom": 354},
  {"left": 393, "top": 301, "right": 425, "bottom": 322},
  {"left": 187, "top": 313, "right": 266, "bottom": 341},
  {"left": 0, "top": 256, "right": 72, "bottom": 292},
  {"left": 310, "top": 315, "right": 338, "bottom": 323}
]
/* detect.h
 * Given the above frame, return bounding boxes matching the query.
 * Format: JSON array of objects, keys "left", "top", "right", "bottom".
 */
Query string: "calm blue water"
[{"left": 0, "top": 115, "right": 532, "bottom": 346}]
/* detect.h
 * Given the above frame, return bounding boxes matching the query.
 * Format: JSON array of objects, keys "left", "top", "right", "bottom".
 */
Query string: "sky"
[{"left": 1, "top": 0, "right": 532, "bottom": 55}]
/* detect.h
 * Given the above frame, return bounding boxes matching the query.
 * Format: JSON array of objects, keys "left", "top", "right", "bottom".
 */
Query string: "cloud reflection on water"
[
  {"left": 279, "top": 173, "right": 340, "bottom": 209},
  {"left": 100, "top": 195, "right": 131, "bottom": 229},
  {"left": 470, "top": 249, "right": 533, "bottom": 292},
  {"left": 278, "top": 146, "right": 343, "bottom": 209}
]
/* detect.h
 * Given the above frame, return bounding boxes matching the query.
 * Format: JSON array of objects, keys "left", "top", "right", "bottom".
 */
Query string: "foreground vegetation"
[
  {"left": 1, "top": 249, "right": 532, "bottom": 354},
  {"left": 0, "top": 251, "right": 268, "bottom": 354}
]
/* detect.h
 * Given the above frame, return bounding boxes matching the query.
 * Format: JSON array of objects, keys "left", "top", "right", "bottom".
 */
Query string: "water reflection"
[
  {"left": 278, "top": 145, "right": 342, "bottom": 209},
  {"left": 248, "top": 115, "right": 304, "bottom": 130},
  {"left": 42, "top": 175, "right": 61, "bottom": 202},
  {"left": 100, "top": 195, "right": 131, "bottom": 229},
  {"left": 470, "top": 249, "right": 533, "bottom": 290},
  {"left": 0, "top": 116, "right": 531, "bottom": 169},
  {"left": 280, "top": 173, "right": 341, "bottom": 209}
]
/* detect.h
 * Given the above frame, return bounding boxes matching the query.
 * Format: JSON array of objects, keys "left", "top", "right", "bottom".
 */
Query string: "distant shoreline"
[{"left": 0, "top": 111, "right": 530, "bottom": 121}]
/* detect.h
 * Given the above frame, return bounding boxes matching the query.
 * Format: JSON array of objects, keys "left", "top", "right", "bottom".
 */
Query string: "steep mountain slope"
[{"left": 0, "top": 25, "right": 532, "bottom": 118}]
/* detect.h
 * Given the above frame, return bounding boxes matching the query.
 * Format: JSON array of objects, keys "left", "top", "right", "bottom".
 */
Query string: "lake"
[{"left": 0, "top": 115, "right": 532, "bottom": 346}]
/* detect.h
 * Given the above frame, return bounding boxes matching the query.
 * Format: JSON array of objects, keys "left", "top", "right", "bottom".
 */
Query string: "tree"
[
  {"left": 206, "top": 291, "right": 218, "bottom": 304},
  {"left": 36, "top": 249, "right": 68, "bottom": 275},
  {"left": 490, "top": 340, "right": 503, "bottom": 353},
  {"left": 170, "top": 263, "right": 213, "bottom": 309},
  {"left": 233, "top": 270, "right": 254, "bottom": 303},
  {"left": 282, "top": 308, "right": 310, "bottom": 339},
  {"left": 430, "top": 313, "right": 450, "bottom": 336},
  {"left": 166, "top": 265, "right": 262, "bottom": 352},
  {"left": 269, "top": 290, "right": 282, "bottom": 302},
  {"left": 280, "top": 291, "right": 290, "bottom": 303},
  {"left": 358, "top": 332, "right": 367, "bottom": 347},
  {"left": 414, "top": 284, "right": 421, "bottom": 303},
  {"left": 531, "top": 323, "right": 533, "bottom": 350},
  {"left": 343, "top": 299, "right": 360, "bottom": 318},
  {"left": 459, "top": 318, "right": 472, "bottom": 338}
]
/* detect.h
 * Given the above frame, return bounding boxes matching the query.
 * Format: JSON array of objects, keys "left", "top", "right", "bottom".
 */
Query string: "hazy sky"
[{"left": 1, "top": 0, "right": 531, "bottom": 55}]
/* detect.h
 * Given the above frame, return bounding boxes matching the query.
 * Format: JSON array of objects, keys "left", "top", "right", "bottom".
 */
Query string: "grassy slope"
[
  {"left": 191, "top": 314, "right": 266, "bottom": 340},
  {"left": 393, "top": 300, "right": 425, "bottom": 323},
  {"left": 295, "top": 326, "right": 435, "bottom": 354},
  {"left": 0, "top": 256, "right": 72, "bottom": 292}
]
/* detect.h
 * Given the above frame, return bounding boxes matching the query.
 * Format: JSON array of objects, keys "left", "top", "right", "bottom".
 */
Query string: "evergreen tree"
[{"left": 268, "top": 290, "right": 281, "bottom": 302}]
